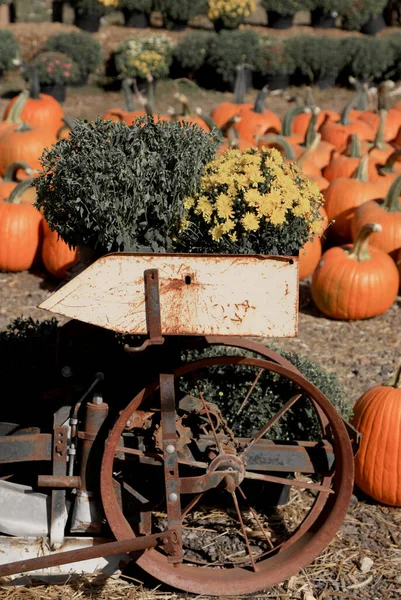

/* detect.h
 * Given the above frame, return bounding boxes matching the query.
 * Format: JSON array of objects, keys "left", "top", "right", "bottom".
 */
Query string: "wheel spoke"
[
  {"left": 181, "top": 493, "right": 204, "bottom": 520},
  {"left": 235, "top": 368, "right": 264, "bottom": 417},
  {"left": 244, "top": 471, "right": 334, "bottom": 494},
  {"left": 198, "top": 391, "right": 224, "bottom": 454},
  {"left": 240, "top": 394, "right": 302, "bottom": 456},
  {"left": 237, "top": 486, "right": 274, "bottom": 549},
  {"left": 230, "top": 488, "right": 257, "bottom": 572}
]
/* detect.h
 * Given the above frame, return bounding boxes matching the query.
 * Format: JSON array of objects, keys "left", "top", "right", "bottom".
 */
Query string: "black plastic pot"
[
  {"left": 74, "top": 10, "right": 101, "bottom": 33},
  {"left": 122, "top": 8, "right": 150, "bottom": 28},
  {"left": 40, "top": 83, "right": 66, "bottom": 103},
  {"left": 360, "top": 13, "right": 386, "bottom": 35},
  {"left": 265, "top": 73, "right": 291, "bottom": 90},
  {"left": 267, "top": 11, "right": 293, "bottom": 29},
  {"left": 310, "top": 8, "right": 336, "bottom": 29},
  {"left": 212, "top": 18, "right": 241, "bottom": 32},
  {"left": 52, "top": 0, "right": 63, "bottom": 22},
  {"left": 166, "top": 19, "right": 188, "bottom": 31},
  {"left": 134, "top": 77, "right": 157, "bottom": 97},
  {"left": 315, "top": 74, "right": 337, "bottom": 89}
]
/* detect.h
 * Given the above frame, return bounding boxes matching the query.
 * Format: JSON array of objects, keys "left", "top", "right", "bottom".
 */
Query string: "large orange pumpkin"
[
  {"left": 357, "top": 81, "right": 401, "bottom": 143},
  {"left": 234, "top": 86, "right": 281, "bottom": 144},
  {"left": 323, "top": 134, "right": 375, "bottom": 183},
  {"left": 352, "top": 366, "right": 401, "bottom": 507},
  {"left": 3, "top": 68, "right": 64, "bottom": 135},
  {"left": 319, "top": 97, "right": 375, "bottom": 154},
  {"left": 0, "top": 123, "right": 57, "bottom": 177},
  {"left": 311, "top": 223, "right": 399, "bottom": 320},
  {"left": 350, "top": 173, "right": 401, "bottom": 254},
  {"left": 291, "top": 87, "right": 339, "bottom": 138},
  {"left": 299, "top": 235, "right": 322, "bottom": 280},
  {"left": 0, "top": 183, "right": 42, "bottom": 272},
  {"left": 41, "top": 220, "right": 78, "bottom": 279},
  {"left": 323, "top": 155, "right": 381, "bottom": 244}
]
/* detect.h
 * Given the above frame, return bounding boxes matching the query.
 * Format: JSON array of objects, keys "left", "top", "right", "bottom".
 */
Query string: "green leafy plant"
[
  {"left": 256, "top": 37, "right": 295, "bottom": 77},
  {"left": 341, "top": 37, "right": 395, "bottom": 82},
  {"left": 261, "top": 0, "right": 311, "bottom": 16},
  {"left": 0, "top": 30, "right": 21, "bottom": 76},
  {"left": 383, "top": 33, "right": 401, "bottom": 80},
  {"left": 181, "top": 345, "right": 351, "bottom": 441},
  {"left": 114, "top": 35, "right": 174, "bottom": 80},
  {"left": 34, "top": 117, "right": 220, "bottom": 254},
  {"left": 69, "top": 0, "right": 119, "bottom": 16},
  {"left": 173, "top": 31, "right": 217, "bottom": 75},
  {"left": 341, "top": 0, "right": 387, "bottom": 30},
  {"left": 207, "top": 29, "right": 260, "bottom": 87},
  {"left": 207, "top": 0, "right": 256, "bottom": 29},
  {"left": 176, "top": 147, "right": 324, "bottom": 256},
  {"left": 119, "top": 0, "right": 153, "bottom": 11},
  {"left": 286, "top": 36, "right": 346, "bottom": 83},
  {"left": 309, "top": 0, "right": 353, "bottom": 13},
  {"left": 154, "top": 0, "right": 207, "bottom": 29},
  {"left": 25, "top": 52, "right": 80, "bottom": 86},
  {"left": 44, "top": 31, "right": 104, "bottom": 83}
]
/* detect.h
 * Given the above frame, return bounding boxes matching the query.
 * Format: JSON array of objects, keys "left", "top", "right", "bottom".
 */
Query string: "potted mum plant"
[
  {"left": 261, "top": 0, "right": 311, "bottom": 29},
  {"left": 341, "top": 0, "right": 388, "bottom": 34},
  {"left": 25, "top": 52, "right": 80, "bottom": 102},
  {"left": 287, "top": 36, "right": 346, "bottom": 88},
  {"left": 0, "top": 30, "right": 20, "bottom": 77},
  {"left": 69, "top": 0, "right": 118, "bottom": 32},
  {"left": 309, "top": 0, "right": 352, "bottom": 28},
  {"left": 154, "top": 0, "right": 207, "bottom": 30},
  {"left": 113, "top": 34, "right": 173, "bottom": 92},
  {"left": 207, "top": 0, "right": 256, "bottom": 31},
  {"left": 255, "top": 37, "right": 295, "bottom": 90},
  {"left": 45, "top": 32, "right": 104, "bottom": 87},
  {"left": 118, "top": 0, "right": 153, "bottom": 27},
  {"left": 206, "top": 29, "right": 259, "bottom": 91}
]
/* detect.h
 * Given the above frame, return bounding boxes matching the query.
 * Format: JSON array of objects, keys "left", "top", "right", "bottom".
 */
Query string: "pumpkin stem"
[
  {"left": 304, "top": 107, "right": 320, "bottom": 148},
  {"left": 253, "top": 85, "right": 269, "bottom": 114},
  {"left": 339, "top": 93, "right": 358, "bottom": 126},
  {"left": 256, "top": 134, "right": 296, "bottom": 160},
  {"left": 281, "top": 105, "right": 307, "bottom": 137},
  {"left": 195, "top": 107, "right": 217, "bottom": 131},
  {"left": 371, "top": 109, "right": 388, "bottom": 151},
  {"left": 233, "top": 64, "right": 247, "bottom": 105},
  {"left": 121, "top": 78, "right": 135, "bottom": 112},
  {"left": 175, "top": 92, "right": 192, "bottom": 117},
  {"left": 386, "top": 361, "right": 401, "bottom": 389},
  {"left": 5, "top": 179, "right": 35, "bottom": 205},
  {"left": 344, "top": 133, "right": 362, "bottom": 158},
  {"left": 298, "top": 132, "right": 322, "bottom": 168},
  {"left": 378, "top": 80, "right": 394, "bottom": 112},
  {"left": 383, "top": 173, "right": 401, "bottom": 213},
  {"left": 56, "top": 116, "right": 76, "bottom": 139},
  {"left": 26, "top": 66, "right": 41, "bottom": 100},
  {"left": 4, "top": 90, "right": 29, "bottom": 124},
  {"left": 15, "top": 122, "right": 32, "bottom": 133},
  {"left": 347, "top": 223, "right": 382, "bottom": 262},
  {"left": 220, "top": 115, "right": 241, "bottom": 137},
  {"left": 144, "top": 73, "right": 156, "bottom": 115},
  {"left": 304, "top": 86, "right": 316, "bottom": 109},
  {"left": 379, "top": 149, "right": 401, "bottom": 174},
  {"left": 227, "top": 123, "right": 241, "bottom": 148},
  {"left": 357, "top": 82, "right": 370, "bottom": 111},
  {"left": 352, "top": 154, "right": 369, "bottom": 182},
  {"left": 4, "top": 161, "right": 36, "bottom": 182}
]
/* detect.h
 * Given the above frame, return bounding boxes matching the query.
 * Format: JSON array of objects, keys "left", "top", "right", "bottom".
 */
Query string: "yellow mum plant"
[
  {"left": 177, "top": 147, "right": 324, "bottom": 256},
  {"left": 208, "top": 0, "right": 256, "bottom": 28}
]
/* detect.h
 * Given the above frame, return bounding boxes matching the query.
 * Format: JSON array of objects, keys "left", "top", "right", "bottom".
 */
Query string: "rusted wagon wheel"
[{"left": 101, "top": 343, "right": 353, "bottom": 596}]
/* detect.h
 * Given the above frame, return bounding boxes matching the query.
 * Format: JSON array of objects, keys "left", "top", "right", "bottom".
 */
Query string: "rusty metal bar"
[
  {"left": 0, "top": 532, "right": 172, "bottom": 578},
  {"left": 38, "top": 475, "right": 81, "bottom": 488},
  {"left": 0, "top": 434, "right": 52, "bottom": 463}
]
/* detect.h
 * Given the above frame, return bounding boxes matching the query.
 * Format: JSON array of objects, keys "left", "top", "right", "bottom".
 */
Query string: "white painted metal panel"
[{"left": 39, "top": 253, "right": 298, "bottom": 338}]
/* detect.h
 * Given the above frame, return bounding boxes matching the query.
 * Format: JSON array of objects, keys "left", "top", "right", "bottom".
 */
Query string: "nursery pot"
[
  {"left": 122, "top": 8, "right": 150, "bottom": 28},
  {"left": 310, "top": 8, "right": 336, "bottom": 29},
  {"left": 213, "top": 18, "right": 242, "bottom": 32},
  {"left": 315, "top": 74, "right": 337, "bottom": 89},
  {"left": 267, "top": 11, "right": 293, "bottom": 29},
  {"left": 264, "top": 72, "right": 291, "bottom": 91},
  {"left": 74, "top": 10, "right": 101, "bottom": 33},
  {"left": 166, "top": 18, "right": 188, "bottom": 31},
  {"left": 134, "top": 77, "right": 157, "bottom": 96},
  {"left": 360, "top": 13, "right": 386, "bottom": 35},
  {"left": 40, "top": 83, "right": 66, "bottom": 103}
]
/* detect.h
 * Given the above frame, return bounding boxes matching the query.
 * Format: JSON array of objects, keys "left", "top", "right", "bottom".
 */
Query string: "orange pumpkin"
[
  {"left": 291, "top": 88, "right": 340, "bottom": 137},
  {"left": 357, "top": 81, "right": 401, "bottom": 143},
  {"left": 175, "top": 94, "right": 211, "bottom": 132},
  {"left": 3, "top": 68, "right": 64, "bottom": 135},
  {"left": 323, "top": 155, "right": 381, "bottom": 243},
  {"left": 297, "top": 108, "right": 338, "bottom": 170},
  {"left": 366, "top": 110, "right": 395, "bottom": 168},
  {"left": 352, "top": 365, "right": 401, "bottom": 507},
  {"left": 235, "top": 86, "right": 281, "bottom": 144},
  {"left": 323, "top": 134, "right": 375, "bottom": 183},
  {"left": 394, "top": 248, "right": 401, "bottom": 288},
  {"left": 351, "top": 173, "right": 401, "bottom": 254},
  {"left": 319, "top": 97, "right": 375, "bottom": 154},
  {"left": 216, "top": 118, "right": 254, "bottom": 155},
  {"left": 0, "top": 123, "right": 57, "bottom": 177},
  {"left": 210, "top": 66, "right": 253, "bottom": 128},
  {"left": 41, "top": 220, "right": 78, "bottom": 279},
  {"left": 299, "top": 235, "right": 322, "bottom": 280},
  {"left": 0, "top": 176, "right": 37, "bottom": 206},
  {"left": 0, "top": 183, "right": 42, "bottom": 272},
  {"left": 0, "top": 162, "right": 36, "bottom": 201},
  {"left": 311, "top": 223, "right": 399, "bottom": 320},
  {"left": 102, "top": 78, "right": 146, "bottom": 125}
]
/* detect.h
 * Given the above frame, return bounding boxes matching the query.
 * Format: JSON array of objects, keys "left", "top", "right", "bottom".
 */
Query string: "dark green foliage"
[
  {"left": 309, "top": 0, "right": 353, "bottom": 12},
  {"left": 154, "top": 0, "right": 207, "bottom": 28},
  {"left": 382, "top": 33, "right": 401, "bottom": 81},
  {"left": 44, "top": 31, "right": 104, "bottom": 82},
  {"left": 34, "top": 117, "right": 220, "bottom": 254},
  {"left": 341, "top": 0, "right": 387, "bottom": 30},
  {"left": 0, "top": 30, "right": 20, "bottom": 76},
  {"left": 26, "top": 52, "right": 80, "bottom": 86},
  {"left": 256, "top": 37, "right": 295, "bottom": 77},
  {"left": 119, "top": 0, "right": 153, "bottom": 11},
  {"left": 181, "top": 345, "right": 351, "bottom": 441},
  {"left": 173, "top": 31, "right": 216, "bottom": 74},
  {"left": 287, "top": 36, "right": 347, "bottom": 82},
  {"left": 207, "top": 29, "right": 260, "bottom": 87},
  {"left": 261, "top": 0, "right": 312, "bottom": 16},
  {"left": 341, "top": 37, "right": 395, "bottom": 82},
  {"left": 69, "top": 0, "right": 110, "bottom": 16}
]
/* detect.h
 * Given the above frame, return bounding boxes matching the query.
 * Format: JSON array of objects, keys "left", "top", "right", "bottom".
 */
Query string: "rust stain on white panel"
[{"left": 38, "top": 253, "right": 299, "bottom": 338}]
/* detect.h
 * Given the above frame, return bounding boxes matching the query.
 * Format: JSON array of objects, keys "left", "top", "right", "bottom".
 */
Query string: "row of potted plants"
[{"left": 54, "top": 0, "right": 393, "bottom": 34}]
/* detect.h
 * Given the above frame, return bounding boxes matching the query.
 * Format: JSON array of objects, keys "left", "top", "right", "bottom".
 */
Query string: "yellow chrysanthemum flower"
[
  {"left": 241, "top": 212, "right": 259, "bottom": 232},
  {"left": 211, "top": 223, "right": 225, "bottom": 241},
  {"left": 216, "top": 193, "right": 233, "bottom": 219},
  {"left": 270, "top": 209, "right": 287, "bottom": 226},
  {"left": 184, "top": 197, "right": 195, "bottom": 210}
]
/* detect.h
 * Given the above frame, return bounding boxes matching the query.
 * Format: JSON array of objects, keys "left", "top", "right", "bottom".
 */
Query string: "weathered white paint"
[{"left": 39, "top": 253, "right": 299, "bottom": 338}]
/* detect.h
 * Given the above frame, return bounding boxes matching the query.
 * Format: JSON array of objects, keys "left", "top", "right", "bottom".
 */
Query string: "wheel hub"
[{"left": 208, "top": 454, "right": 246, "bottom": 489}]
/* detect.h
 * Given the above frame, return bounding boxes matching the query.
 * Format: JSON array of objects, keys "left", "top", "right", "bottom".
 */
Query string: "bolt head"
[
  {"left": 168, "top": 493, "right": 178, "bottom": 502},
  {"left": 61, "top": 366, "right": 73, "bottom": 378},
  {"left": 166, "top": 444, "right": 175, "bottom": 454}
]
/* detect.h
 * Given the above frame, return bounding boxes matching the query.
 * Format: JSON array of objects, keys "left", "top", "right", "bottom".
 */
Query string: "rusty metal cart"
[{"left": 0, "top": 253, "right": 359, "bottom": 596}]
